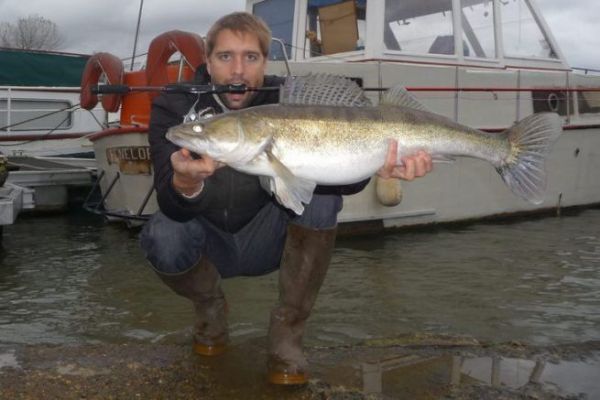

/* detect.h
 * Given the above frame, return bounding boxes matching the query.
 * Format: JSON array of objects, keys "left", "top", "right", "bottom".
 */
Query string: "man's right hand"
[{"left": 171, "top": 148, "right": 222, "bottom": 197}]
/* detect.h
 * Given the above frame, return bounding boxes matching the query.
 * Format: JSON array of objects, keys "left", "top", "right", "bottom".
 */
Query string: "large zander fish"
[{"left": 167, "top": 74, "right": 562, "bottom": 215}]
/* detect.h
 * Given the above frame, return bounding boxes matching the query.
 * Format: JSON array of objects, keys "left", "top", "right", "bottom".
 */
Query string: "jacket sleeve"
[{"left": 148, "top": 93, "right": 214, "bottom": 222}]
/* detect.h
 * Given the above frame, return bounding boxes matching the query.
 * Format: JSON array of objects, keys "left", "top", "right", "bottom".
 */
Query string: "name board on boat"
[{"left": 106, "top": 146, "right": 152, "bottom": 175}]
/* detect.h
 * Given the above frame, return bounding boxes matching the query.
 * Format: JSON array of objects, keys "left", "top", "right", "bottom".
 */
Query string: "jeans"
[{"left": 139, "top": 194, "right": 342, "bottom": 278}]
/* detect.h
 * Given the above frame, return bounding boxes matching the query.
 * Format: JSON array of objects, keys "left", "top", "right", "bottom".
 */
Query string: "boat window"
[
  {"left": 384, "top": 0, "right": 455, "bottom": 55},
  {"left": 578, "top": 90, "right": 600, "bottom": 114},
  {"left": 305, "top": 0, "right": 367, "bottom": 57},
  {"left": 460, "top": 0, "right": 496, "bottom": 59},
  {"left": 0, "top": 99, "right": 72, "bottom": 131},
  {"left": 252, "top": 0, "right": 295, "bottom": 60},
  {"left": 532, "top": 90, "right": 570, "bottom": 116},
  {"left": 500, "top": 0, "right": 557, "bottom": 59}
]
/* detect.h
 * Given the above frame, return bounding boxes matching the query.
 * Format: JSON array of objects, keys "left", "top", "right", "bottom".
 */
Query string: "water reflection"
[
  {"left": 360, "top": 353, "right": 600, "bottom": 398},
  {"left": 0, "top": 349, "right": 19, "bottom": 370}
]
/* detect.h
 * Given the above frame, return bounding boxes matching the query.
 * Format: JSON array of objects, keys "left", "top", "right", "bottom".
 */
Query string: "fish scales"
[
  {"left": 243, "top": 104, "right": 510, "bottom": 172},
  {"left": 242, "top": 105, "right": 390, "bottom": 184}
]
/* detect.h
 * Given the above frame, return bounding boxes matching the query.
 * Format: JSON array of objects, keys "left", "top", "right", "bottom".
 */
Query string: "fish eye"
[{"left": 193, "top": 124, "right": 202, "bottom": 133}]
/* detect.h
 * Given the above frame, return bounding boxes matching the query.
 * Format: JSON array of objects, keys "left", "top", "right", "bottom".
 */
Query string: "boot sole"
[
  {"left": 193, "top": 342, "right": 227, "bottom": 356},
  {"left": 267, "top": 371, "right": 308, "bottom": 385}
]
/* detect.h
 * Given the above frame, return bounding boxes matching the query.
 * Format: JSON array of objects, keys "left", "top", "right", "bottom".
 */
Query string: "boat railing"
[
  {"left": 572, "top": 67, "right": 600, "bottom": 76},
  {"left": 83, "top": 169, "right": 153, "bottom": 223},
  {"left": 271, "top": 37, "right": 292, "bottom": 77}
]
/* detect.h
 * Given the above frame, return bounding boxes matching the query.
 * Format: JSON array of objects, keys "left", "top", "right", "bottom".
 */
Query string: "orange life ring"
[
  {"left": 80, "top": 52, "right": 124, "bottom": 112},
  {"left": 145, "top": 30, "right": 205, "bottom": 96}
]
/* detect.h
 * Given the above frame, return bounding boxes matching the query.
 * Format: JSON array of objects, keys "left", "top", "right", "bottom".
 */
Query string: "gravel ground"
[{"left": 1, "top": 334, "right": 598, "bottom": 399}]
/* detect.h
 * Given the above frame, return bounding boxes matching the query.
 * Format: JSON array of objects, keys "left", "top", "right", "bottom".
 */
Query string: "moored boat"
[
  {"left": 81, "top": 0, "right": 600, "bottom": 230},
  {"left": 81, "top": 31, "right": 204, "bottom": 224},
  {"left": 0, "top": 48, "right": 106, "bottom": 157}
]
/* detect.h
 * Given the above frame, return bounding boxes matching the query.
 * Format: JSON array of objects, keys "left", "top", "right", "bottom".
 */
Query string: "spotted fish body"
[
  {"left": 167, "top": 74, "right": 562, "bottom": 214},
  {"left": 230, "top": 104, "right": 513, "bottom": 184}
]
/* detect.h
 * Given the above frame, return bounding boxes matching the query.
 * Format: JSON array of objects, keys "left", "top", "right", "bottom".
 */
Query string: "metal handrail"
[
  {"left": 271, "top": 37, "right": 292, "bottom": 77},
  {"left": 136, "top": 184, "right": 155, "bottom": 216}
]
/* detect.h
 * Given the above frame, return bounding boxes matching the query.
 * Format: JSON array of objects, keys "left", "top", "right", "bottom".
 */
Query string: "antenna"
[{"left": 130, "top": 0, "right": 145, "bottom": 71}]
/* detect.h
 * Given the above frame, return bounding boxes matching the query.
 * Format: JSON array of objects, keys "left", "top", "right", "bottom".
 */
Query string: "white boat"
[
  {"left": 82, "top": 0, "right": 600, "bottom": 230},
  {"left": 81, "top": 31, "right": 204, "bottom": 223},
  {"left": 0, "top": 48, "right": 105, "bottom": 157}
]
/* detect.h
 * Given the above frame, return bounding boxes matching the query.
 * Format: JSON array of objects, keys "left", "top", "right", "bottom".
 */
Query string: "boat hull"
[{"left": 88, "top": 127, "right": 157, "bottom": 225}]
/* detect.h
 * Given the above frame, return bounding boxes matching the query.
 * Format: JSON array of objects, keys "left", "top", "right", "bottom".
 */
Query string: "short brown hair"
[{"left": 205, "top": 12, "right": 271, "bottom": 57}]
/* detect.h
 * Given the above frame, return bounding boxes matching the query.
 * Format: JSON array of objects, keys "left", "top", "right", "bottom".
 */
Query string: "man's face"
[{"left": 207, "top": 29, "right": 267, "bottom": 110}]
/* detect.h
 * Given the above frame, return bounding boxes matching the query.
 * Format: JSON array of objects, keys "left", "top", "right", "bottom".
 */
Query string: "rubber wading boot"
[
  {"left": 157, "top": 258, "right": 228, "bottom": 356},
  {"left": 267, "top": 223, "right": 337, "bottom": 385}
]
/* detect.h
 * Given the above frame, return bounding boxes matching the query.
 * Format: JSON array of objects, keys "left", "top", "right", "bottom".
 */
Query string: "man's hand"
[
  {"left": 171, "top": 148, "right": 223, "bottom": 197},
  {"left": 377, "top": 140, "right": 433, "bottom": 181}
]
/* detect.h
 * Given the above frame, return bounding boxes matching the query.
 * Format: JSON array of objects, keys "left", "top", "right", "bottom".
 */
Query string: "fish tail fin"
[{"left": 496, "top": 112, "right": 562, "bottom": 204}]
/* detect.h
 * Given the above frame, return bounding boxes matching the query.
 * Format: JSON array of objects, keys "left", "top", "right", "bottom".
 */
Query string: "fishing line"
[{"left": 84, "top": 108, "right": 108, "bottom": 130}]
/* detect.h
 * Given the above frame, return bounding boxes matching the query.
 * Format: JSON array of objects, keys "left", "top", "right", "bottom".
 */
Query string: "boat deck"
[{"left": 1, "top": 156, "right": 95, "bottom": 223}]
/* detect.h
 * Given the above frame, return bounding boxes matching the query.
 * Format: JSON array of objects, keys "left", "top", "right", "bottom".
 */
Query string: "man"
[{"left": 140, "top": 12, "right": 432, "bottom": 385}]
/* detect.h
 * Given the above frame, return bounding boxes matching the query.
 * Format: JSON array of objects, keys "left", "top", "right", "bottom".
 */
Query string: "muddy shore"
[{"left": 1, "top": 334, "right": 598, "bottom": 399}]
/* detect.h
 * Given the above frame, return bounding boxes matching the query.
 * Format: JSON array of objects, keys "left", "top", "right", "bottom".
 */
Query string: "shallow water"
[
  {"left": 356, "top": 352, "right": 600, "bottom": 399},
  {"left": 0, "top": 208, "right": 599, "bottom": 348}
]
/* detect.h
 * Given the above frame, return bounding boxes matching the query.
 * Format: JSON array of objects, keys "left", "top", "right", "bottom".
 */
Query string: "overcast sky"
[{"left": 0, "top": 0, "right": 598, "bottom": 69}]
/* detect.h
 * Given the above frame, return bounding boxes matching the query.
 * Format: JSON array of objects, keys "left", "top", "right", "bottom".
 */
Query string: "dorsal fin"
[
  {"left": 279, "top": 73, "right": 372, "bottom": 107},
  {"left": 381, "top": 84, "right": 428, "bottom": 111}
]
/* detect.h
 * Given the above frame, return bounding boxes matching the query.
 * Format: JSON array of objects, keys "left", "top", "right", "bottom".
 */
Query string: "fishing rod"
[
  {"left": 91, "top": 83, "right": 280, "bottom": 96},
  {"left": 90, "top": 83, "right": 395, "bottom": 96},
  {"left": 91, "top": 83, "right": 600, "bottom": 96}
]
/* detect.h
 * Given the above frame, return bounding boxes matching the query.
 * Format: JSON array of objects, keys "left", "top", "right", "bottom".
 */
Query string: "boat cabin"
[
  {"left": 248, "top": 0, "right": 600, "bottom": 129},
  {"left": 247, "top": 0, "right": 568, "bottom": 70}
]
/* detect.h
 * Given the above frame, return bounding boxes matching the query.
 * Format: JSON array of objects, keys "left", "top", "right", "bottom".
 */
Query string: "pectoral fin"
[{"left": 266, "top": 150, "right": 316, "bottom": 215}]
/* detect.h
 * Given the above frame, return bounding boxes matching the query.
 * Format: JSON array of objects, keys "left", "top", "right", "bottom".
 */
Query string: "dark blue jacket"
[{"left": 148, "top": 72, "right": 369, "bottom": 233}]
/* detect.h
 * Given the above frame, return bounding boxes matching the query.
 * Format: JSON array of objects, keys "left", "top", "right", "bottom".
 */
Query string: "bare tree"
[{"left": 0, "top": 15, "right": 64, "bottom": 50}]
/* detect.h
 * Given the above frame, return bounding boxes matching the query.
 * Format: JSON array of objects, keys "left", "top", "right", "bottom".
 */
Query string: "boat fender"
[
  {"left": 146, "top": 30, "right": 205, "bottom": 97},
  {"left": 375, "top": 176, "right": 403, "bottom": 207},
  {"left": 80, "top": 52, "right": 124, "bottom": 112}
]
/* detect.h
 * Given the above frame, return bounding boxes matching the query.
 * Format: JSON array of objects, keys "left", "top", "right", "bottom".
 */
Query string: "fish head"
[{"left": 166, "top": 111, "right": 273, "bottom": 166}]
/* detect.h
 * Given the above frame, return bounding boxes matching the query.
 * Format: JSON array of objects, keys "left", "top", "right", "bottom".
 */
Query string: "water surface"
[{"left": 1, "top": 208, "right": 599, "bottom": 348}]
